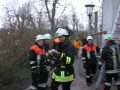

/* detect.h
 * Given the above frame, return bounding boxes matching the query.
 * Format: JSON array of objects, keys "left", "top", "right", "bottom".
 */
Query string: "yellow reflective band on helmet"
[
  {"left": 59, "top": 53, "right": 64, "bottom": 60},
  {"left": 61, "top": 71, "right": 65, "bottom": 77},
  {"left": 31, "top": 66, "right": 37, "bottom": 69},
  {"left": 66, "top": 57, "right": 71, "bottom": 64},
  {"left": 52, "top": 72, "right": 74, "bottom": 82}
]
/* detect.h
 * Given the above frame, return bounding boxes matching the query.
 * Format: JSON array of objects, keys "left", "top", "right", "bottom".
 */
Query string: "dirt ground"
[{"left": 25, "top": 47, "right": 117, "bottom": 90}]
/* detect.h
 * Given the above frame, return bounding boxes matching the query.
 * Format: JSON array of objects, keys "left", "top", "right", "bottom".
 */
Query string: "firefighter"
[
  {"left": 48, "top": 28, "right": 76, "bottom": 90},
  {"left": 43, "top": 33, "right": 52, "bottom": 52},
  {"left": 82, "top": 36, "right": 100, "bottom": 86},
  {"left": 98, "top": 34, "right": 120, "bottom": 90},
  {"left": 29, "top": 35, "right": 49, "bottom": 90},
  {"left": 43, "top": 33, "right": 52, "bottom": 89}
]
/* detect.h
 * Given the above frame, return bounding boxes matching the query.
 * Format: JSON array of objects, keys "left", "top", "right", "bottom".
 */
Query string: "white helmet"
[
  {"left": 55, "top": 28, "right": 69, "bottom": 37},
  {"left": 103, "top": 34, "right": 113, "bottom": 40},
  {"left": 43, "top": 33, "right": 52, "bottom": 39},
  {"left": 36, "top": 35, "right": 44, "bottom": 41},
  {"left": 87, "top": 36, "right": 93, "bottom": 40}
]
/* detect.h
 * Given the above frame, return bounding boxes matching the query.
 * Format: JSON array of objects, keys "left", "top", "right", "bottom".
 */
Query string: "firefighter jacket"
[
  {"left": 98, "top": 41, "right": 120, "bottom": 74},
  {"left": 82, "top": 44, "right": 100, "bottom": 65},
  {"left": 52, "top": 40, "right": 76, "bottom": 82},
  {"left": 29, "top": 44, "right": 48, "bottom": 72},
  {"left": 43, "top": 43, "right": 51, "bottom": 65},
  {"left": 73, "top": 40, "right": 82, "bottom": 49}
]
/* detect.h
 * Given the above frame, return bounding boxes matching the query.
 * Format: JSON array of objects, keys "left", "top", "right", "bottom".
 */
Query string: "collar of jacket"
[
  {"left": 87, "top": 43, "right": 94, "bottom": 47},
  {"left": 35, "top": 43, "right": 44, "bottom": 49}
]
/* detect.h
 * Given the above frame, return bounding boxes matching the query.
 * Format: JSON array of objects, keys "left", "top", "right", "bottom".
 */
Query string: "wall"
[
  {"left": 102, "top": 0, "right": 120, "bottom": 33},
  {"left": 100, "top": 0, "right": 120, "bottom": 47}
]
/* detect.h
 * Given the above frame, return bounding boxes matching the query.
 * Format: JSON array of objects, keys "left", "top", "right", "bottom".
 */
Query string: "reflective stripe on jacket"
[{"left": 52, "top": 72, "right": 74, "bottom": 82}]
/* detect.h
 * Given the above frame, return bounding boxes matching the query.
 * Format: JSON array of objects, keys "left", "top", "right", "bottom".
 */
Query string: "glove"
[
  {"left": 48, "top": 49, "right": 60, "bottom": 59},
  {"left": 52, "top": 51, "right": 60, "bottom": 59},
  {"left": 83, "top": 63, "right": 87, "bottom": 69}
]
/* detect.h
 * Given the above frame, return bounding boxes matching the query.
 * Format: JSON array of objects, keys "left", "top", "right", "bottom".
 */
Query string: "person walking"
[
  {"left": 29, "top": 35, "right": 49, "bottom": 90},
  {"left": 48, "top": 28, "right": 76, "bottom": 90},
  {"left": 43, "top": 33, "right": 52, "bottom": 52},
  {"left": 73, "top": 36, "right": 82, "bottom": 58},
  {"left": 82, "top": 36, "right": 100, "bottom": 86},
  {"left": 98, "top": 34, "right": 120, "bottom": 90},
  {"left": 82, "top": 35, "right": 87, "bottom": 46}
]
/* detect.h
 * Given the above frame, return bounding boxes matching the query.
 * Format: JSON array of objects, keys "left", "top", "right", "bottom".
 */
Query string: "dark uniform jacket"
[
  {"left": 43, "top": 43, "right": 50, "bottom": 52},
  {"left": 82, "top": 43, "right": 100, "bottom": 65},
  {"left": 52, "top": 39, "right": 76, "bottom": 82},
  {"left": 29, "top": 44, "right": 47, "bottom": 71},
  {"left": 99, "top": 41, "right": 120, "bottom": 73}
]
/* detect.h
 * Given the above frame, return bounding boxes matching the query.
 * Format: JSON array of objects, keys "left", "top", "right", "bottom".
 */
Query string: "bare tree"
[
  {"left": 3, "top": 1, "right": 38, "bottom": 31},
  {"left": 32, "top": 0, "right": 48, "bottom": 32},
  {"left": 70, "top": 6, "right": 80, "bottom": 31},
  {"left": 44, "top": 0, "right": 67, "bottom": 31},
  {"left": 56, "top": 14, "right": 69, "bottom": 27}
]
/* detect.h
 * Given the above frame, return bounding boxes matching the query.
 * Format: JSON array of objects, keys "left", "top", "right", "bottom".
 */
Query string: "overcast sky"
[{"left": 0, "top": 0, "right": 101, "bottom": 28}]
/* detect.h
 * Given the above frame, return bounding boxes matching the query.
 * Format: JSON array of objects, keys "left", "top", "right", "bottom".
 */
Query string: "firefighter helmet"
[
  {"left": 43, "top": 33, "right": 52, "bottom": 39},
  {"left": 103, "top": 34, "right": 113, "bottom": 40},
  {"left": 36, "top": 35, "right": 44, "bottom": 41},
  {"left": 87, "top": 36, "right": 93, "bottom": 40},
  {"left": 55, "top": 28, "right": 69, "bottom": 37}
]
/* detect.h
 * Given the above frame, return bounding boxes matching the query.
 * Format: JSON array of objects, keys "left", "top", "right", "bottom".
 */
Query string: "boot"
[
  {"left": 117, "top": 85, "right": 120, "bottom": 90},
  {"left": 37, "top": 87, "right": 46, "bottom": 90},
  {"left": 104, "top": 85, "right": 110, "bottom": 90},
  {"left": 90, "top": 76, "right": 93, "bottom": 84},
  {"left": 86, "top": 78, "right": 91, "bottom": 86},
  {"left": 30, "top": 86, "right": 37, "bottom": 90},
  {"left": 90, "top": 81, "right": 93, "bottom": 84},
  {"left": 46, "top": 84, "right": 50, "bottom": 89},
  {"left": 87, "top": 82, "right": 91, "bottom": 86}
]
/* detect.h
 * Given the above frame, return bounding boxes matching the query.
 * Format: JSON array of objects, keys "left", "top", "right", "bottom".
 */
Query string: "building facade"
[{"left": 102, "top": 0, "right": 120, "bottom": 33}]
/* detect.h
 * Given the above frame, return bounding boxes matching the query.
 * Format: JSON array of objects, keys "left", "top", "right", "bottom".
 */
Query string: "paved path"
[{"left": 25, "top": 47, "right": 117, "bottom": 90}]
